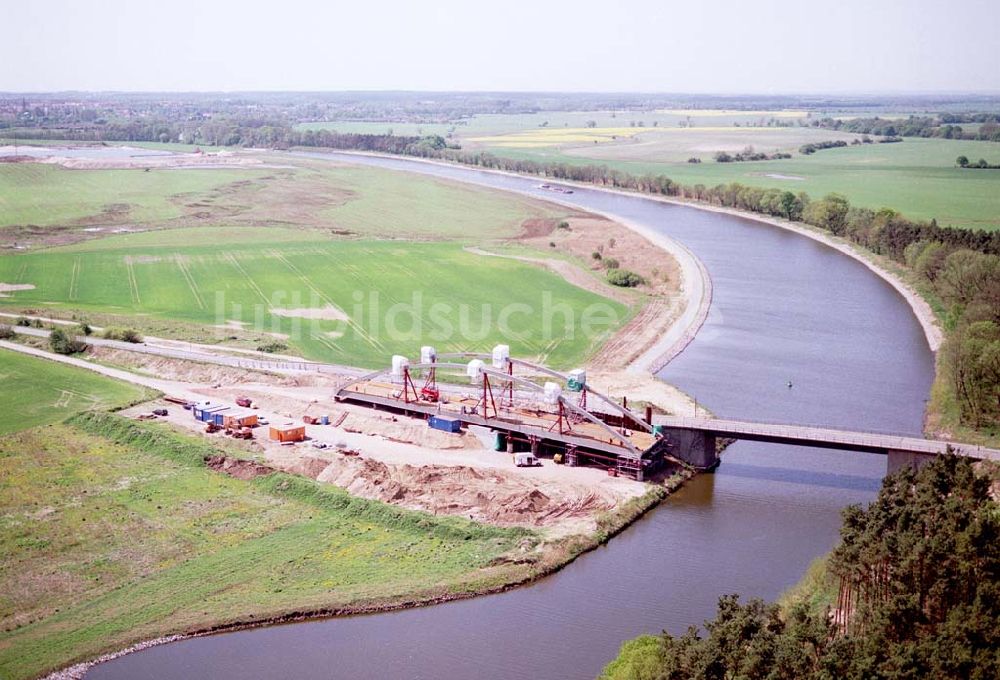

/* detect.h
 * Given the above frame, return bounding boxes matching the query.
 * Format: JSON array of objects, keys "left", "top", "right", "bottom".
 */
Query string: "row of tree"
[
  {"left": 799, "top": 139, "right": 848, "bottom": 154},
  {"left": 814, "top": 114, "right": 1000, "bottom": 142},
  {"left": 957, "top": 155, "right": 1000, "bottom": 169},
  {"left": 713, "top": 147, "right": 791, "bottom": 162},
  {"left": 600, "top": 455, "right": 1000, "bottom": 680}
]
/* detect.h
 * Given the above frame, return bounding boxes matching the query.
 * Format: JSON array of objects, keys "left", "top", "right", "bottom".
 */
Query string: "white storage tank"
[
  {"left": 420, "top": 345, "right": 437, "bottom": 364},
  {"left": 391, "top": 355, "right": 410, "bottom": 377},
  {"left": 467, "top": 359, "right": 485, "bottom": 381},
  {"left": 567, "top": 369, "right": 587, "bottom": 392},
  {"left": 543, "top": 381, "right": 562, "bottom": 405},
  {"left": 492, "top": 344, "right": 510, "bottom": 368}
]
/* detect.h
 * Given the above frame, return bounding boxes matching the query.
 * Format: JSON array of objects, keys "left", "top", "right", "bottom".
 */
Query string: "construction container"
[
  {"left": 428, "top": 415, "right": 462, "bottom": 433},
  {"left": 269, "top": 423, "right": 306, "bottom": 443},
  {"left": 567, "top": 369, "right": 587, "bottom": 392},
  {"left": 491, "top": 344, "right": 510, "bottom": 368},
  {"left": 320, "top": 414, "right": 329, "bottom": 425},
  {"left": 494, "top": 432, "right": 506, "bottom": 451},
  {"left": 222, "top": 410, "right": 258, "bottom": 429},
  {"left": 194, "top": 403, "right": 229, "bottom": 423}
]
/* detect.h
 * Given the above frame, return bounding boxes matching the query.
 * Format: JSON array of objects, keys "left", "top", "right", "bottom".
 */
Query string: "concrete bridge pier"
[
  {"left": 660, "top": 428, "right": 719, "bottom": 471},
  {"left": 886, "top": 449, "right": 937, "bottom": 475}
]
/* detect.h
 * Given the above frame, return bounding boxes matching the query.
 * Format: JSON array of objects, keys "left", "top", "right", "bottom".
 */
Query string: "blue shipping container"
[
  {"left": 197, "top": 405, "right": 228, "bottom": 423},
  {"left": 428, "top": 416, "right": 462, "bottom": 433}
]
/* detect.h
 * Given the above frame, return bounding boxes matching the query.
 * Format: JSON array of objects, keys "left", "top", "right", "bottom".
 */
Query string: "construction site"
[{"left": 336, "top": 344, "right": 676, "bottom": 481}]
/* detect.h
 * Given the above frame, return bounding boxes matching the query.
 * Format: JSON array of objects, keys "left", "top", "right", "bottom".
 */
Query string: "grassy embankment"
[
  {"left": 0, "top": 407, "right": 540, "bottom": 680},
  {"left": 0, "top": 159, "right": 634, "bottom": 369}
]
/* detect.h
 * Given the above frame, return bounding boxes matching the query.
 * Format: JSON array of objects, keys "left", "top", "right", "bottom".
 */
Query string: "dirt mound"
[
  {"left": 288, "top": 454, "right": 621, "bottom": 530},
  {"left": 205, "top": 454, "right": 274, "bottom": 480},
  {"left": 286, "top": 456, "right": 332, "bottom": 479}
]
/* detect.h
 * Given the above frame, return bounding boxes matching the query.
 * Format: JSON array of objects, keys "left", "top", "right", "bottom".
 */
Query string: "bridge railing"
[{"left": 657, "top": 414, "right": 927, "bottom": 441}]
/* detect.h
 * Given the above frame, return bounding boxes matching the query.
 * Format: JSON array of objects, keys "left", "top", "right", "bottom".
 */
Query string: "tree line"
[
  {"left": 800, "top": 140, "right": 848, "bottom": 154},
  {"left": 599, "top": 455, "right": 1000, "bottom": 680},
  {"left": 813, "top": 114, "right": 1000, "bottom": 142},
  {"left": 713, "top": 147, "right": 791, "bottom": 162}
]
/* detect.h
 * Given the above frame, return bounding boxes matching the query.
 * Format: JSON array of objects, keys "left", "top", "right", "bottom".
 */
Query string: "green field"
[
  {"left": 0, "top": 413, "right": 533, "bottom": 680},
  {"left": 0, "top": 159, "right": 560, "bottom": 240},
  {"left": 0, "top": 348, "right": 147, "bottom": 433},
  {"left": 0, "top": 229, "right": 627, "bottom": 368},
  {"left": 0, "top": 163, "right": 272, "bottom": 229}
]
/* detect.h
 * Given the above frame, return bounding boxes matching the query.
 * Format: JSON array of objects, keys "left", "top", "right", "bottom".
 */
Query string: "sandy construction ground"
[{"left": 128, "top": 396, "right": 646, "bottom": 537}]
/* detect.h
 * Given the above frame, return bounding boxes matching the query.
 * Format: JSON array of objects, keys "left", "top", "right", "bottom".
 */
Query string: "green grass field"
[
  {"left": 0, "top": 229, "right": 627, "bottom": 368},
  {"left": 0, "top": 163, "right": 273, "bottom": 228},
  {"left": 0, "top": 348, "right": 147, "bottom": 433},
  {"left": 0, "top": 159, "right": 561, "bottom": 240},
  {"left": 0, "top": 413, "right": 533, "bottom": 680}
]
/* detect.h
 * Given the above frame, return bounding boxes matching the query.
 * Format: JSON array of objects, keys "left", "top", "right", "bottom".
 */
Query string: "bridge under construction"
[
  {"left": 336, "top": 346, "right": 675, "bottom": 481},
  {"left": 336, "top": 346, "right": 1000, "bottom": 480}
]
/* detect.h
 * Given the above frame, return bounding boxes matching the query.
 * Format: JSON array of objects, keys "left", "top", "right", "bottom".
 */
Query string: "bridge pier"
[
  {"left": 660, "top": 428, "right": 718, "bottom": 471},
  {"left": 886, "top": 449, "right": 937, "bottom": 475}
]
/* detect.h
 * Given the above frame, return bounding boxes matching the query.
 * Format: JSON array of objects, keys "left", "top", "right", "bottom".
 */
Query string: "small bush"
[
  {"left": 606, "top": 269, "right": 645, "bottom": 288},
  {"left": 603, "top": 257, "right": 620, "bottom": 270},
  {"left": 687, "top": 157, "right": 702, "bottom": 164},
  {"left": 256, "top": 341, "right": 288, "bottom": 353},
  {"left": 103, "top": 327, "right": 143, "bottom": 343},
  {"left": 0, "top": 324, "right": 14, "bottom": 340},
  {"left": 15, "top": 317, "right": 31, "bottom": 327},
  {"left": 591, "top": 251, "right": 602, "bottom": 260},
  {"left": 556, "top": 220, "right": 570, "bottom": 230},
  {"left": 77, "top": 322, "right": 93, "bottom": 336},
  {"left": 49, "top": 328, "right": 88, "bottom": 355},
  {"left": 549, "top": 241, "right": 556, "bottom": 248}
]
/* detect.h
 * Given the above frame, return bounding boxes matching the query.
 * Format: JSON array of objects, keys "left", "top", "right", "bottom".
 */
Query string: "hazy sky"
[{"left": 4, "top": 0, "right": 998, "bottom": 93}]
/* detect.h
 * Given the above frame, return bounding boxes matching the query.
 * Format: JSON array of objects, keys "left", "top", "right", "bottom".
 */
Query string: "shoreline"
[{"left": 317, "top": 149, "right": 941, "bottom": 354}]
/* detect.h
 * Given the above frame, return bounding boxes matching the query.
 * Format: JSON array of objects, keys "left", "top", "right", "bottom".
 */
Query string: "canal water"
[{"left": 88, "top": 153, "right": 935, "bottom": 680}]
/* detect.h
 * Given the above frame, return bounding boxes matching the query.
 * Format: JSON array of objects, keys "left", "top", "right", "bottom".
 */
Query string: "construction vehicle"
[
  {"left": 205, "top": 422, "right": 221, "bottom": 433},
  {"left": 236, "top": 396, "right": 252, "bottom": 408},
  {"left": 223, "top": 423, "right": 253, "bottom": 439},
  {"left": 514, "top": 452, "right": 540, "bottom": 467}
]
